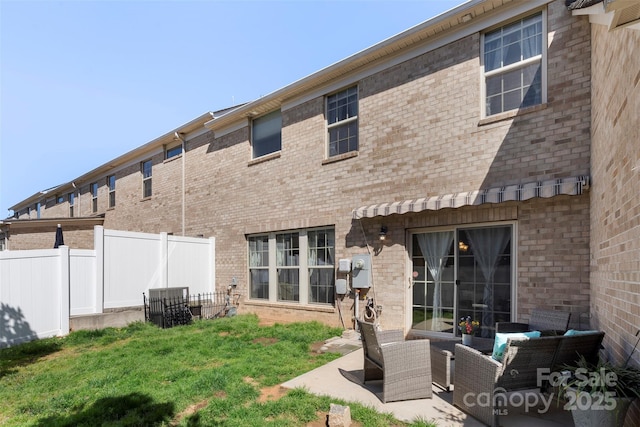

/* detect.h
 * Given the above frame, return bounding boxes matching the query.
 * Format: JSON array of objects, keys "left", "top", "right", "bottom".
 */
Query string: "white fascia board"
[
  {"left": 571, "top": 2, "right": 615, "bottom": 26},
  {"left": 183, "top": 125, "right": 211, "bottom": 141},
  {"left": 284, "top": 0, "right": 553, "bottom": 111}
]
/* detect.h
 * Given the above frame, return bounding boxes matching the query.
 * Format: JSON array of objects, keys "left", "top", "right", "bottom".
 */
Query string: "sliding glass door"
[
  {"left": 411, "top": 231, "right": 456, "bottom": 334},
  {"left": 411, "top": 224, "right": 513, "bottom": 338}
]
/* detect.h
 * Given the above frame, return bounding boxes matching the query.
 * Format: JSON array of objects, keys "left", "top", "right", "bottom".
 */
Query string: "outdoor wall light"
[{"left": 379, "top": 226, "right": 388, "bottom": 241}]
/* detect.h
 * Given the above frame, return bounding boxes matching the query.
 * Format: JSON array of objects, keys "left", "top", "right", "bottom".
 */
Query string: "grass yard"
[{"left": 0, "top": 314, "right": 436, "bottom": 426}]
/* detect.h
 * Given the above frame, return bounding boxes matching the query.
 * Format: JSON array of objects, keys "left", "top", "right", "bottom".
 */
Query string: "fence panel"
[
  {"left": 103, "top": 229, "right": 162, "bottom": 309},
  {"left": 0, "top": 249, "right": 64, "bottom": 347},
  {"left": 167, "top": 235, "right": 215, "bottom": 295},
  {"left": 0, "top": 228, "right": 215, "bottom": 346},
  {"left": 69, "top": 249, "right": 97, "bottom": 315}
]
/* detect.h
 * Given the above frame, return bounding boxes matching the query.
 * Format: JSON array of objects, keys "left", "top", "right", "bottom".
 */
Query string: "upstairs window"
[
  {"left": 483, "top": 12, "right": 544, "bottom": 116},
  {"left": 142, "top": 160, "right": 152, "bottom": 198},
  {"left": 327, "top": 86, "right": 358, "bottom": 157},
  {"left": 57, "top": 195, "right": 64, "bottom": 204},
  {"left": 107, "top": 175, "right": 116, "bottom": 208},
  {"left": 69, "top": 192, "right": 75, "bottom": 218},
  {"left": 252, "top": 110, "right": 282, "bottom": 159},
  {"left": 91, "top": 182, "right": 98, "bottom": 213},
  {"left": 165, "top": 144, "right": 182, "bottom": 160}
]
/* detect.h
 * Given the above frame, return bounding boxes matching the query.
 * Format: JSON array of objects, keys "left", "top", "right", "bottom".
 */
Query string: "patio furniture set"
[{"left": 357, "top": 309, "right": 605, "bottom": 427}]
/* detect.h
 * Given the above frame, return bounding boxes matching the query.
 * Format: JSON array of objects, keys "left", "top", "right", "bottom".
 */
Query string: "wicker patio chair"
[
  {"left": 357, "top": 320, "right": 432, "bottom": 403},
  {"left": 552, "top": 330, "right": 604, "bottom": 370},
  {"left": 453, "top": 336, "right": 563, "bottom": 427},
  {"left": 495, "top": 308, "right": 571, "bottom": 335}
]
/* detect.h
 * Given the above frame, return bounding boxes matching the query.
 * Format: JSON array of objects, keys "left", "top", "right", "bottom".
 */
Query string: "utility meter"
[{"left": 351, "top": 254, "right": 371, "bottom": 288}]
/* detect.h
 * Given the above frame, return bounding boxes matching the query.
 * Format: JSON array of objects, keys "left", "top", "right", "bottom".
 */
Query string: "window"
[
  {"left": 307, "top": 229, "right": 335, "bottom": 304},
  {"left": 69, "top": 192, "right": 75, "bottom": 218},
  {"left": 107, "top": 175, "right": 116, "bottom": 208},
  {"left": 248, "top": 228, "right": 335, "bottom": 304},
  {"left": 327, "top": 86, "right": 358, "bottom": 157},
  {"left": 249, "top": 236, "right": 270, "bottom": 299},
  {"left": 483, "top": 12, "right": 544, "bottom": 116},
  {"left": 36, "top": 202, "right": 41, "bottom": 219},
  {"left": 165, "top": 144, "right": 182, "bottom": 160},
  {"left": 252, "top": 110, "right": 282, "bottom": 159},
  {"left": 57, "top": 195, "right": 64, "bottom": 204},
  {"left": 91, "top": 182, "right": 98, "bottom": 213},
  {"left": 142, "top": 160, "right": 152, "bottom": 198},
  {"left": 277, "top": 233, "right": 300, "bottom": 302},
  {"left": 411, "top": 225, "right": 513, "bottom": 338}
]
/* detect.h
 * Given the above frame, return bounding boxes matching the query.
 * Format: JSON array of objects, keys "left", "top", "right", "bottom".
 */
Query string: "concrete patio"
[{"left": 282, "top": 335, "right": 575, "bottom": 426}]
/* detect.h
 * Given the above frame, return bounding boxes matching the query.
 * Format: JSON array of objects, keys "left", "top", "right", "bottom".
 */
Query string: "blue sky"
[{"left": 1, "top": 0, "right": 463, "bottom": 216}]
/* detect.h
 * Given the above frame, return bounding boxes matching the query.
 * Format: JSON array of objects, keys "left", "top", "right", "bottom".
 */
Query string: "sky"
[{"left": 1, "top": 0, "right": 464, "bottom": 216}]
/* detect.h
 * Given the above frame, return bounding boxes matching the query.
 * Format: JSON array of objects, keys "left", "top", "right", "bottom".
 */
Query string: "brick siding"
[{"left": 7, "top": 1, "right": 599, "bottom": 335}]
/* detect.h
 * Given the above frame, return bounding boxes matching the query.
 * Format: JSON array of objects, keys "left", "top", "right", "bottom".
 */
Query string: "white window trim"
[
  {"left": 251, "top": 110, "right": 282, "bottom": 160},
  {"left": 325, "top": 86, "right": 359, "bottom": 158},
  {"left": 405, "top": 220, "right": 518, "bottom": 333},
  {"left": 480, "top": 8, "right": 547, "bottom": 119},
  {"left": 108, "top": 175, "right": 116, "bottom": 208},
  {"left": 142, "top": 160, "right": 152, "bottom": 198},
  {"left": 251, "top": 228, "right": 335, "bottom": 306},
  {"left": 165, "top": 143, "right": 183, "bottom": 160}
]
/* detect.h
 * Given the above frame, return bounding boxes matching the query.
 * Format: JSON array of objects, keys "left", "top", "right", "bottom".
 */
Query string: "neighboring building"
[{"left": 3, "top": 0, "right": 638, "bottom": 372}]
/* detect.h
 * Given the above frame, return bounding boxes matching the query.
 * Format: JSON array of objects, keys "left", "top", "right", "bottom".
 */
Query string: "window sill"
[
  {"left": 243, "top": 299, "right": 335, "bottom": 313},
  {"left": 163, "top": 154, "right": 183, "bottom": 164},
  {"left": 478, "top": 103, "right": 547, "bottom": 126},
  {"left": 322, "top": 151, "right": 358, "bottom": 165},
  {"left": 140, "top": 196, "right": 152, "bottom": 202},
  {"left": 248, "top": 151, "right": 281, "bottom": 166}
]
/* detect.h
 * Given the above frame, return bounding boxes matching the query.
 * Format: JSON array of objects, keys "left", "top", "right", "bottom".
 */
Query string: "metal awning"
[{"left": 352, "top": 176, "right": 590, "bottom": 219}]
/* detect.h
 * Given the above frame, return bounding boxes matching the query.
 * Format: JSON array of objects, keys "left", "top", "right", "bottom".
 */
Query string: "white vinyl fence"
[{"left": 0, "top": 226, "right": 215, "bottom": 347}]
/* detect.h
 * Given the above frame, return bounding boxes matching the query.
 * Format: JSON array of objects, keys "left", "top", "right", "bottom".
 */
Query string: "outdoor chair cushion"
[{"left": 491, "top": 330, "right": 541, "bottom": 361}]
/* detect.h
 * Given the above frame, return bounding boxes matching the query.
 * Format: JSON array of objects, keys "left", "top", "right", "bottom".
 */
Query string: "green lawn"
[{"left": 0, "top": 314, "right": 436, "bottom": 426}]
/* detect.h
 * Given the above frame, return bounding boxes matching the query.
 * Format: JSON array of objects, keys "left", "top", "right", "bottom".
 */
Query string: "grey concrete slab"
[{"left": 282, "top": 348, "right": 575, "bottom": 426}]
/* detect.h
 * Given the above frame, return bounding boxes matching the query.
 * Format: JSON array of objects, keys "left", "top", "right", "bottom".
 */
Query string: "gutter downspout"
[{"left": 175, "top": 132, "right": 186, "bottom": 236}]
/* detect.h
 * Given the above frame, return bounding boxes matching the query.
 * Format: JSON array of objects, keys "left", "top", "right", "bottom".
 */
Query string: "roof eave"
[
  {"left": 205, "top": 0, "right": 520, "bottom": 131},
  {"left": 9, "top": 111, "right": 217, "bottom": 212}
]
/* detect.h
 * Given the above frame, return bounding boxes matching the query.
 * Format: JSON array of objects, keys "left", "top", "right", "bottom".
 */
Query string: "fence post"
[
  {"left": 94, "top": 225, "right": 104, "bottom": 314},
  {"left": 59, "top": 245, "right": 70, "bottom": 336},
  {"left": 160, "top": 232, "right": 169, "bottom": 288}
]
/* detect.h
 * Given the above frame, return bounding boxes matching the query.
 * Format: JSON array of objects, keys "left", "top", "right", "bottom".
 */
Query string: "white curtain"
[
  {"left": 416, "top": 231, "right": 454, "bottom": 332},
  {"left": 276, "top": 241, "right": 285, "bottom": 266},
  {"left": 466, "top": 227, "right": 511, "bottom": 337}
]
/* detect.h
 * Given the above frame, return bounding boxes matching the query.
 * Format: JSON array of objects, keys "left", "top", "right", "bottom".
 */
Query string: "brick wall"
[
  {"left": 589, "top": 21, "right": 640, "bottom": 427},
  {"left": 6, "top": 1, "right": 598, "bottom": 335},
  {"left": 6, "top": 226, "right": 94, "bottom": 250}
]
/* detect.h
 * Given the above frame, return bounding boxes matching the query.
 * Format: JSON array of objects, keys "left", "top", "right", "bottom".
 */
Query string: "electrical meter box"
[
  {"left": 351, "top": 254, "right": 371, "bottom": 288},
  {"left": 335, "top": 279, "right": 348, "bottom": 295}
]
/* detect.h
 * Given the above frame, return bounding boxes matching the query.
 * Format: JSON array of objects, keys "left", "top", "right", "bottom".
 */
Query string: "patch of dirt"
[
  {"left": 170, "top": 399, "right": 209, "bottom": 426},
  {"left": 252, "top": 337, "right": 278, "bottom": 346},
  {"left": 258, "top": 385, "right": 288, "bottom": 403},
  {"left": 310, "top": 340, "right": 326, "bottom": 354}
]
